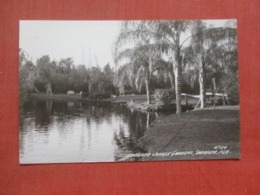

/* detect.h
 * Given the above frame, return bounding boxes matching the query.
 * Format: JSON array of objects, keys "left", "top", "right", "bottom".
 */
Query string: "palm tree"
[
  {"left": 187, "top": 21, "right": 237, "bottom": 108},
  {"left": 156, "top": 58, "right": 175, "bottom": 90},
  {"left": 115, "top": 20, "right": 191, "bottom": 114},
  {"left": 115, "top": 39, "right": 165, "bottom": 104}
]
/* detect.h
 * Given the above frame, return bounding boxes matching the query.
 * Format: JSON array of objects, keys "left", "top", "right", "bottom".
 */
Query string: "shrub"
[{"left": 154, "top": 89, "right": 175, "bottom": 105}]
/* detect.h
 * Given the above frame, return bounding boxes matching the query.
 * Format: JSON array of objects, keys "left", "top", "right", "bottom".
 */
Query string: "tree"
[
  {"left": 187, "top": 21, "right": 237, "bottom": 107},
  {"left": 36, "top": 55, "right": 55, "bottom": 95},
  {"left": 77, "top": 65, "right": 90, "bottom": 92},
  {"left": 114, "top": 20, "right": 191, "bottom": 114},
  {"left": 88, "top": 66, "right": 104, "bottom": 94},
  {"left": 156, "top": 58, "right": 175, "bottom": 90},
  {"left": 19, "top": 49, "right": 38, "bottom": 104},
  {"left": 68, "top": 68, "right": 81, "bottom": 92},
  {"left": 189, "top": 21, "right": 207, "bottom": 108},
  {"left": 19, "top": 49, "right": 27, "bottom": 67},
  {"left": 103, "top": 63, "right": 116, "bottom": 94},
  {"left": 205, "top": 26, "right": 238, "bottom": 103},
  {"left": 57, "top": 58, "right": 74, "bottom": 77},
  {"left": 19, "top": 60, "right": 38, "bottom": 101},
  {"left": 114, "top": 65, "right": 131, "bottom": 95},
  {"left": 115, "top": 38, "right": 165, "bottom": 104}
]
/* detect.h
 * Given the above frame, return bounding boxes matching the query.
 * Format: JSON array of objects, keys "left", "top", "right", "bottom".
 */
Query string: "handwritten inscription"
[
  {"left": 214, "top": 145, "right": 227, "bottom": 150},
  {"left": 125, "top": 145, "right": 231, "bottom": 159}
]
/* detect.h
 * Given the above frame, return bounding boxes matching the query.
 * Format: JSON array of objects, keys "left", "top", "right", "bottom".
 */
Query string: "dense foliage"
[
  {"left": 19, "top": 50, "right": 116, "bottom": 104},
  {"left": 114, "top": 20, "right": 238, "bottom": 113},
  {"left": 19, "top": 20, "right": 238, "bottom": 112}
]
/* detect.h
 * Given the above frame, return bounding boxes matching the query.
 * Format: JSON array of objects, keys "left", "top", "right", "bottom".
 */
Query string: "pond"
[{"left": 19, "top": 100, "right": 165, "bottom": 164}]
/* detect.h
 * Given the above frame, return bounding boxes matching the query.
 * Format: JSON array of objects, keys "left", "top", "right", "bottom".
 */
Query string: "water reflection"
[{"left": 19, "top": 100, "right": 158, "bottom": 163}]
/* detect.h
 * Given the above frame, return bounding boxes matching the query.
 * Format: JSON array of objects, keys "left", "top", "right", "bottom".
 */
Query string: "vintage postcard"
[{"left": 19, "top": 20, "right": 239, "bottom": 164}]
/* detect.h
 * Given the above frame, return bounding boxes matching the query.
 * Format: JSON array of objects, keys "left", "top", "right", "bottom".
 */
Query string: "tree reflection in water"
[
  {"left": 112, "top": 105, "right": 156, "bottom": 161},
  {"left": 20, "top": 100, "right": 159, "bottom": 163}
]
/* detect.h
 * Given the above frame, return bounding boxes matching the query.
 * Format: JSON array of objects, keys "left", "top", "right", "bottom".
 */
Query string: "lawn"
[{"left": 138, "top": 106, "right": 240, "bottom": 161}]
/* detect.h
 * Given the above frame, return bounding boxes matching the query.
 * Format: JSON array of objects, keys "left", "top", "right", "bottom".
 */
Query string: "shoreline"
[
  {"left": 30, "top": 93, "right": 111, "bottom": 102},
  {"left": 29, "top": 93, "right": 239, "bottom": 161},
  {"left": 29, "top": 93, "right": 196, "bottom": 112},
  {"left": 126, "top": 101, "right": 194, "bottom": 112}
]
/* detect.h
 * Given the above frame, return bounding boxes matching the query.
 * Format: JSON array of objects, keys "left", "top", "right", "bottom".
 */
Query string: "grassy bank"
[{"left": 137, "top": 106, "right": 240, "bottom": 161}]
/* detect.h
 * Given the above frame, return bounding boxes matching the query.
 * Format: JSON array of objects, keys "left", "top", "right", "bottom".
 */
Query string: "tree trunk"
[
  {"left": 146, "top": 47, "right": 152, "bottom": 105},
  {"left": 46, "top": 81, "right": 52, "bottom": 95},
  {"left": 169, "top": 72, "right": 175, "bottom": 91},
  {"left": 175, "top": 66, "right": 182, "bottom": 114},
  {"left": 145, "top": 78, "right": 151, "bottom": 104},
  {"left": 175, "top": 49, "right": 182, "bottom": 114},
  {"left": 146, "top": 112, "right": 150, "bottom": 129},
  {"left": 212, "top": 78, "right": 216, "bottom": 92},
  {"left": 199, "top": 58, "right": 206, "bottom": 108}
]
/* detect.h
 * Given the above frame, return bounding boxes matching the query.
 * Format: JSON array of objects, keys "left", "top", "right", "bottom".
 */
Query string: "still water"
[{"left": 19, "top": 100, "right": 159, "bottom": 163}]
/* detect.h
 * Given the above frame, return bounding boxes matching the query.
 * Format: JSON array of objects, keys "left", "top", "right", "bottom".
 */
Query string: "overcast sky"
[
  {"left": 20, "top": 21, "right": 121, "bottom": 68},
  {"left": 19, "top": 19, "right": 235, "bottom": 68}
]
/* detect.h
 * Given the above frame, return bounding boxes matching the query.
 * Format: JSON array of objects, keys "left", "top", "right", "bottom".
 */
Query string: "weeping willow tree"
[
  {"left": 114, "top": 21, "right": 191, "bottom": 113},
  {"left": 185, "top": 20, "right": 238, "bottom": 108}
]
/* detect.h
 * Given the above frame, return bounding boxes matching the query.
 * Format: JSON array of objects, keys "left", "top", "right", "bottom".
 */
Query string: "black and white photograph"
[{"left": 19, "top": 20, "right": 239, "bottom": 164}]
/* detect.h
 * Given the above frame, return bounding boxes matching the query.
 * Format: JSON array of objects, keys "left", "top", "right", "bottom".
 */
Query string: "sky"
[
  {"left": 20, "top": 21, "right": 121, "bottom": 68},
  {"left": 19, "top": 19, "right": 235, "bottom": 68}
]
